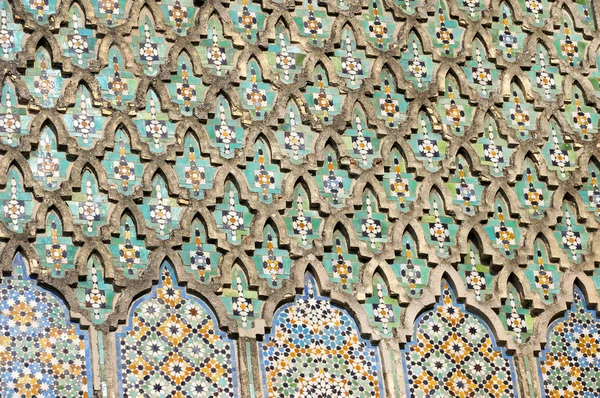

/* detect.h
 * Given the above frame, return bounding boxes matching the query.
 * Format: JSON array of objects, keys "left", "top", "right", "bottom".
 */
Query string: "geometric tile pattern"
[
  {"left": 538, "top": 287, "right": 600, "bottom": 398},
  {"left": 1, "top": 0, "right": 600, "bottom": 396},
  {"left": 0, "top": 253, "right": 92, "bottom": 397},
  {"left": 116, "top": 263, "right": 238, "bottom": 397},
  {"left": 260, "top": 274, "right": 384, "bottom": 397},
  {"left": 403, "top": 280, "right": 518, "bottom": 397}
]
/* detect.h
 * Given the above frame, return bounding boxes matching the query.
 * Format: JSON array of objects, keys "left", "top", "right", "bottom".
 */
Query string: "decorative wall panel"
[{"left": 1, "top": 0, "right": 600, "bottom": 396}]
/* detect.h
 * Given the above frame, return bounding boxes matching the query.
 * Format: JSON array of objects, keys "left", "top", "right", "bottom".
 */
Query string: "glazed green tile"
[
  {"left": 579, "top": 160, "right": 600, "bottom": 219},
  {"left": 383, "top": 149, "right": 418, "bottom": 212},
  {"left": 554, "top": 203, "right": 588, "bottom": 263},
  {"left": 333, "top": 28, "right": 371, "bottom": 89},
  {"left": 67, "top": 170, "right": 109, "bottom": 236},
  {"left": 491, "top": 5, "right": 526, "bottom": 62},
  {"left": 408, "top": 111, "right": 447, "bottom": 172},
  {"left": 76, "top": 255, "right": 115, "bottom": 324},
  {"left": 102, "top": 129, "right": 143, "bottom": 195},
  {"left": 315, "top": 146, "right": 352, "bottom": 207},
  {"left": 503, "top": 83, "right": 536, "bottom": 140},
  {"left": 436, "top": 75, "right": 471, "bottom": 136},
  {"left": 541, "top": 122, "right": 576, "bottom": 180},
  {"left": 530, "top": 44, "right": 561, "bottom": 100},
  {"left": 175, "top": 132, "right": 215, "bottom": 199},
  {"left": 139, "top": 175, "right": 182, "bottom": 240},
  {"left": 198, "top": 16, "right": 236, "bottom": 76},
  {"left": 206, "top": 96, "right": 244, "bottom": 158},
  {"left": 525, "top": 240, "right": 560, "bottom": 304},
  {"left": 305, "top": 64, "right": 343, "bottom": 124},
  {"left": 160, "top": 0, "right": 196, "bottom": 35},
  {"left": 253, "top": 224, "right": 291, "bottom": 288},
  {"left": 65, "top": 85, "right": 105, "bottom": 148},
  {"left": 463, "top": 39, "right": 499, "bottom": 98},
  {"left": 168, "top": 52, "right": 206, "bottom": 116},
  {"left": 457, "top": 243, "right": 493, "bottom": 302},
  {"left": 109, "top": 214, "right": 150, "bottom": 278},
  {"left": 446, "top": 155, "right": 483, "bottom": 215},
  {"left": 354, "top": 189, "right": 389, "bottom": 252},
  {"left": 323, "top": 231, "right": 360, "bottom": 292},
  {"left": 244, "top": 138, "right": 282, "bottom": 204},
  {"left": 180, "top": 218, "right": 221, "bottom": 283},
  {"left": 371, "top": 69, "right": 408, "bottom": 128},
  {"left": 239, "top": 59, "right": 275, "bottom": 120},
  {"left": 58, "top": 5, "right": 96, "bottom": 67},
  {"left": 401, "top": 33, "right": 433, "bottom": 90},
  {"left": 0, "top": 81, "right": 29, "bottom": 146},
  {"left": 421, "top": 192, "right": 458, "bottom": 257},
  {"left": 343, "top": 105, "right": 380, "bottom": 168},
  {"left": 431, "top": 0, "right": 463, "bottom": 57},
  {"left": 222, "top": 265, "right": 262, "bottom": 328},
  {"left": 213, "top": 181, "right": 252, "bottom": 244},
  {"left": 360, "top": 0, "right": 397, "bottom": 51},
  {"left": 500, "top": 284, "right": 533, "bottom": 344},
  {"left": 392, "top": 232, "right": 430, "bottom": 297},
  {"left": 293, "top": 0, "right": 330, "bottom": 47},
  {"left": 515, "top": 158, "right": 551, "bottom": 219},
  {"left": 284, "top": 184, "right": 321, "bottom": 248},
  {"left": 134, "top": 89, "right": 176, "bottom": 152},
  {"left": 276, "top": 100, "right": 314, "bottom": 163},
  {"left": 229, "top": 0, "right": 265, "bottom": 43},
  {"left": 484, "top": 197, "right": 522, "bottom": 258},
  {"left": 0, "top": 4, "right": 23, "bottom": 60},
  {"left": 267, "top": 22, "right": 306, "bottom": 84},
  {"left": 0, "top": 167, "right": 34, "bottom": 233},
  {"left": 34, "top": 211, "right": 76, "bottom": 278},
  {"left": 29, "top": 127, "right": 68, "bottom": 191},
  {"left": 97, "top": 46, "right": 137, "bottom": 109},
  {"left": 364, "top": 273, "right": 401, "bottom": 337},
  {"left": 565, "top": 85, "right": 598, "bottom": 140},
  {"left": 25, "top": 47, "right": 63, "bottom": 108},
  {"left": 472, "top": 116, "right": 513, "bottom": 177}
]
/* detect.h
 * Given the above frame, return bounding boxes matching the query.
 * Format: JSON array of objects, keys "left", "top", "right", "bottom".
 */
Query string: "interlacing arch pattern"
[{"left": 0, "top": 0, "right": 600, "bottom": 396}]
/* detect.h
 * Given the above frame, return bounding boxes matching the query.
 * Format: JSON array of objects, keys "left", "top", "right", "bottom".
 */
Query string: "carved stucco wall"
[{"left": 1, "top": 0, "right": 600, "bottom": 397}]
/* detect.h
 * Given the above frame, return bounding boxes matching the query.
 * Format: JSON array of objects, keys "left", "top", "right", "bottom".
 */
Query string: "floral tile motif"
[
  {"left": 168, "top": 52, "right": 205, "bottom": 116},
  {"left": 293, "top": 0, "right": 330, "bottom": 47},
  {"left": 446, "top": 155, "right": 483, "bottom": 215},
  {"left": 565, "top": 86, "right": 598, "bottom": 140},
  {"left": 392, "top": 232, "right": 430, "bottom": 297},
  {"left": 253, "top": 224, "right": 291, "bottom": 288},
  {"left": 343, "top": 105, "right": 380, "bottom": 168},
  {"left": 354, "top": 190, "right": 389, "bottom": 251},
  {"left": 34, "top": 211, "right": 76, "bottom": 278},
  {"left": 0, "top": 167, "right": 34, "bottom": 233},
  {"left": 500, "top": 284, "right": 533, "bottom": 344},
  {"left": 409, "top": 112, "right": 447, "bottom": 172},
  {"left": 267, "top": 23, "right": 305, "bottom": 83},
  {"left": 334, "top": 28, "right": 371, "bottom": 88},
  {"left": 315, "top": 146, "right": 351, "bottom": 207},
  {"left": 384, "top": 149, "right": 418, "bottom": 212},
  {"left": 0, "top": 253, "right": 93, "bottom": 397},
  {"left": 371, "top": 69, "right": 408, "bottom": 128},
  {"left": 542, "top": 122, "right": 576, "bottom": 180},
  {"left": 109, "top": 214, "right": 150, "bottom": 278},
  {"left": 457, "top": 243, "right": 493, "bottom": 302},
  {"left": 22, "top": 0, "right": 56, "bottom": 23},
  {"left": 222, "top": 265, "right": 262, "bottom": 328},
  {"left": 529, "top": 44, "right": 561, "bottom": 100},
  {"left": 76, "top": 255, "right": 115, "bottom": 324},
  {"left": 472, "top": 116, "right": 513, "bottom": 177},
  {"left": 463, "top": 39, "right": 499, "bottom": 98},
  {"left": 484, "top": 197, "right": 522, "bottom": 258},
  {"left": 401, "top": 33, "right": 433, "bottom": 90},
  {"left": 94, "top": 0, "right": 126, "bottom": 25},
  {"left": 305, "top": 65, "right": 343, "bottom": 124},
  {"left": 229, "top": 0, "right": 265, "bottom": 43},
  {"left": 492, "top": 5, "right": 526, "bottom": 61},
  {"left": 436, "top": 75, "right": 471, "bottom": 136},
  {"left": 0, "top": 81, "right": 29, "bottom": 146},
  {"left": 58, "top": 5, "right": 96, "bottom": 67},
  {"left": 180, "top": 218, "right": 221, "bottom": 283},
  {"left": 553, "top": 203, "right": 588, "bottom": 263},
  {"left": 64, "top": 85, "right": 105, "bottom": 148},
  {"left": 525, "top": 240, "right": 560, "bottom": 304},
  {"left": 102, "top": 129, "right": 143, "bottom": 195},
  {"left": 538, "top": 287, "right": 600, "bottom": 398},
  {"left": 25, "top": 47, "right": 63, "bottom": 108},
  {"left": 431, "top": 0, "right": 463, "bottom": 57},
  {"left": 364, "top": 273, "right": 401, "bottom": 338},
  {"left": 176, "top": 132, "right": 216, "bottom": 199},
  {"left": 239, "top": 60, "right": 275, "bottom": 120},
  {"left": 116, "top": 263, "right": 238, "bottom": 397},
  {"left": 29, "top": 127, "right": 68, "bottom": 191},
  {"left": 421, "top": 192, "right": 458, "bottom": 256},
  {"left": 503, "top": 84, "right": 536, "bottom": 140},
  {"left": 260, "top": 273, "right": 384, "bottom": 397},
  {"left": 403, "top": 280, "right": 518, "bottom": 397},
  {"left": 67, "top": 170, "right": 108, "bottom": 236},
  {"left": 97, "top": 46, "right": 137, "bottom": 109},
  {"left": 276, "top": 100, "right": 314, "bottom": 163},
  {"left": 554, "top": 12, "right": 585, "bottom": 68},
  {"left": 324, "top": 231, "right": 361, "bottom": 291},
  {"left": 284, "top": 184, "right": 321, "bottom": 248},
  {"left": 0, "top": 5, "right": 23, "bottom": 60},
  {"left": 140, "top": 175, "right": 182, "bottom": 239},
  {"left": 360, "top": 0, "right": 396, "bottom": 50},
  {"left": 244, "top": 139, "right": 282, "bottom": 203},
  {"left": 206, "top": 96, "right": 244, "bottom": 158},
  {"left": 515, "top": 158, "right": 550, "bottom": 219},
  {"left": 198, "top": 16, "right": 236, "bottom": 76},
  {"left": 213, "top": 181, "right": 252, "bottom": 244},
  {"left": 135, "top": 89, "right": 176, "bottom": 152},
  {"left": 160, "top": 0, "right": 196, "bottom": 35}
]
